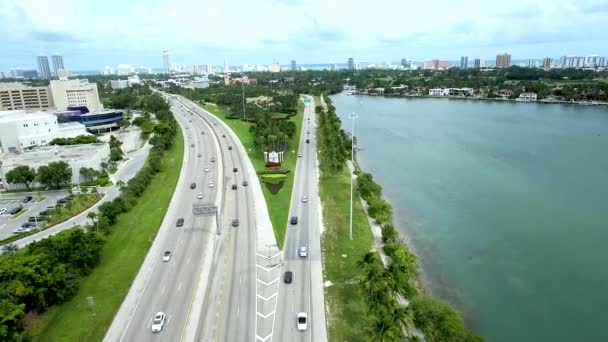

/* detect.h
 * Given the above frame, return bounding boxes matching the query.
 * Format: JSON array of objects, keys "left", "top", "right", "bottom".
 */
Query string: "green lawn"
[
  {"left": 320, "top": 167, "right": 374, "bottom": 342},
  {"left": 10, "top": 208, "right": 29, "bottom": 220},
  {"left": 201, "top": 101, "right": 304, "bottom": 248},
  {"left": 29, "top": 131, "right": 185, "bottom": 341}
]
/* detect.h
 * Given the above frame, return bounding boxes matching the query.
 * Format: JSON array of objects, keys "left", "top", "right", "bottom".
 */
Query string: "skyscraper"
[
  {"left": 37, "top": 56, "right": 51, "bottom": 79},
  {"left": 460, "top": 56, "right": 469, "bottom": 69},
  {"left": 291, "top": 60, "right": 297, "bottom": 71},
  {"left": 347, "top": 58, "right": 355, "bottom": 70},
  {"left": 162, "top": 50, "right": 172, "bottom": 73},
  {"left": 542, "top": 57, "right": 553, "bottom": 69},
  {"left": 51, "top": 55, "right": 65, "bottom": 77},
  {"left": 495, "top": 53, "right": 512, "bottom": 68},
  {"left": 527, "top": 59, "right": 534, "bottom": 67},
  {"left": 474, "top": 58, "right": 484, "bottom": 68}
]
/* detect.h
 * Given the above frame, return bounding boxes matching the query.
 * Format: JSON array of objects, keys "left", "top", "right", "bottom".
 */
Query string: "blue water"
[{"left": 330, "top": 93, "right": 608, "bottom": 342}]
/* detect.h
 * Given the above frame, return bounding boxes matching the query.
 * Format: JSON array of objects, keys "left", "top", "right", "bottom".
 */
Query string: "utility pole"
[
  {"left": 349, "top": 112, "right": 357, "bottom": 241},
  {"left": 242, "top": 81, "right": 246, "bottom": 120}
]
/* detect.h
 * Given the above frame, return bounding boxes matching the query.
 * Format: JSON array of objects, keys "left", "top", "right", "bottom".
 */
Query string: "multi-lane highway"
[{"left": 274, "top": 96, "right": 327, "bottom": 342}]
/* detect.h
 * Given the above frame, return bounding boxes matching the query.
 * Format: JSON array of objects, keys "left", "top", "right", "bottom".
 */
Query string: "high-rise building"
[
  {"left": 460, "top": 56, "right": 469, "bottom": 69},
  {"left": 22, "top": 70, "right": 39, "bottom": 78},
  {"left": 163, "top": 50, "right": 173, "bottom": 73},
  {"left": 37, "top": 56, "right": 51, "bottom": 79},
  {"left": 50, "top": 79, "right": 102, "bottom": 111},
  {"left": 291, "top": 60, "right": 297, "bottom": 71},
  {"left": 495, "top": 53, "right": 512, "bottom": 68},
  {"left": 527, "top": 59, "right": 534, "bottom": 67},
  {"left": 117, "top": 64, "right": 132, "bottom": 76},
  {"left": 224, "top": 57, "right": 229, "bottom": 73},
  {"left": 424, "top": 60, "right": 451, "bottom": 70},
  {"left": 329, "top": 63, "right": 337, "bottom": 71},
  {"left": 51, "top": 55, "right": 65, "bottom": 77},
  {"left": 400, "top": 58, "right": 412, "bottom": 69},
  {"left": 347, "top": 58, "right": 355, "bottom": 70},
  {"left": 473, "top": 58, "right": 484, "bottom": 68},
  {"left": 103, "top": 66, "right": 114, "bottom": 75},
  {"left": 270, "top": 61, "right": 281, "bottom": 73},
  {"left": 356, "top": 61, "right": 368, "bottom": 70},
  {"left": 542, "top": 57, "right": 553, "bottom": 69},
  {"left": 0, "top": 83, "right": 54, "bottom": 110},
  {"left": 0, "top": 72, "right": 5, "bottom": 79}
]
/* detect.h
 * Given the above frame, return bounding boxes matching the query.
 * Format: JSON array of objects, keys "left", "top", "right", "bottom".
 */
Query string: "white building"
[
  {"left": 0, "top": 143, "right": 110, "bottom": 190},
  {"left": 190, "top": 76, "right": 209, "bottom": 89},
  {"left": 429, "top": 88, "right": 473, "bottom": 96},
  {"left": 517, "top": 92, "right": 538, "bottom": 102},
  {"left": 127, "top": 75, "right": 141, "bottom": 85},
  {"left": 357, "top": 61, "right": 369, "bottom": 70},
  {"left": 103, "top": 66, "right": 114, "bottom": 75},
  {"left": 50, "top": 79, "right": 103, "bottom": 112},
  {"left": 117, "top": 64, "right": 133, "bottom": 76},
  {"left": 0, "top": 110, "right": 88, "bottom": 153},
  {"left": 429, "top": 88, "right": 449, "bottom": 96},
  {"left": 110, "top": 80, "right": 129, "bottom": 89}
]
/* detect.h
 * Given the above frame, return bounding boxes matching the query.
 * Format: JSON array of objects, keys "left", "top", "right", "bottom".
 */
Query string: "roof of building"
[
  {"left": 1, "top": 143, "right": 108, "bottom": 168},
  {"left": 0, "top": 110, "right": 56, "bottom": 122}
]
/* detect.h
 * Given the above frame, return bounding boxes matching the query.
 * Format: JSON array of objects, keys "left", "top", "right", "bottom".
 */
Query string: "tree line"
[
  {"left": 315, "top": 97, "right": 351, "bottom": 175},
  {"left": 0, "top": 91, "right": 177, "bottom": 340},
  {"left": 6, "top": 162, "right": 72, "bottom": 190}
]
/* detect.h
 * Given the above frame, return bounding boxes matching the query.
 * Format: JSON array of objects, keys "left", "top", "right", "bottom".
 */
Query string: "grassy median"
[
  {"left": 29, "top": 131, "right": 184, "bottom": 341},
  {"left": 201, "top": 102, "right": 304, "bottom": 248},
  {"left": 320, "top": 167, "right": 374, "bottom": 341}
]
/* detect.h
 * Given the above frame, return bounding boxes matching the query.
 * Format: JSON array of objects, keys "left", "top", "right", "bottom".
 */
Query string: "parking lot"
[{"left": 0, "top": 191, "right": 69, "bottom": 240}]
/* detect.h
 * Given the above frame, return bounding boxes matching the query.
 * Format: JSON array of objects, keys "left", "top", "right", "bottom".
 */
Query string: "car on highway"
[
  {"left": 22, "top": 196, "right": 33, "bottom": 203},
  {"left": 232, "top": 219, "right": 239, "bottom": 227},
  {"left": 228, "top": 146, "right": 232, "bottom": 150},
  {"left": 151, "top": 312, "right": 166, "bottom": 333},
  {"left": 296, "top": 312, "right": 308, "bottom": 331},
  {"left": 204, "top": 167, "right": 210, "bottom": 173},
  {"left": 233, "top": 167, "right": 238, "bottom": 172},
  {"left": 307, "top": 131, "right": 310, "bottom": 134},
  {"left": 211, "top": 157, "right": 216, "bottom": 162},
  {"left": 284, "top": 271, "right": 293, "bottom": 284},
  {"left": 191, "top": 143, "right": 195, "bottom": 147},
  {"left": 197, "top": 153, "right": 202, "bottom": 157},
  {"left": 298, "top": 246, "right": 308, "bottom": 257},
  {"left": 189, "top": 120, "right": 192, "bottom": 122},
  {"left": 13, "top": 227, "right": 32, "bottom": 234},
  {"left": 298, "top": 152, "right": 302, "bottom": 158},
  {"left": 222, "top": 134, "right": 226, "bottom": 138},
  {"left": 190, "top": 182, "right": 197, "bottom": 189},
  {"left": 176, "top": 218, "right": 184, "bottom": 227},
  {"left": 290, "top": 216, "right": 298, "bottom": 225},
  {"left": 208, "top": 181, "right": 214, "bottom": 188},
  {"left": 162, "top": 251, "right": 172, "bottom": 262},
  {"left": 197, "top": 192, "right": 204, "bottom": 199},
  {"left": 9, "top": 206, "right": 23, "bottom": 215},
  {"left": 242, "top": 180, "right": 248, "bottom": 186},
  {"left": 301, "top": 196, "right": 308, "bottom": 203},
  {"left": 201, "top": 131, "right": 205, "bottom": 134},
  {"left": 232, "top": 184, "right": 237, "bottom": 190},
  {"left": 306, "top": 139, "right": 310, "bottom": 144},
  {"left": 0, "top": 208, "right": 7, "bottom": 215}
]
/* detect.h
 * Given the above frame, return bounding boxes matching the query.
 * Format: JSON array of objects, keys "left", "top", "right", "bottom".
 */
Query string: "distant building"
[
  {"left": 117, "top": 64, "right": 132, "bottom": 76},
  {"left": 163, "top": 50, "right": 173, "bottom": 73},
  {"left": 424, "top": 60, "right": 451, "bottom": 70},
  {"left": 22, "top": 70, "right": 39, "bottom": 79},
  {"left": 428, "top": 88, "right": 473, "bottom": 96},
  {"left": 0, "top": 143, "right": 109, "bottom": 190},
  {"left": 474, "top": 58, "right": 484, "bottom": 68},
  {"left": 191, "top": 76, "right": 209, "bottom": 89},
  {"left": 542, "top": 57, "right": 553, "bottom": 69},
  {"left": 291, "top": 60, "right": 297, "bottom": 71},
  {"left": 270, "top": 61, "right": 281, "bottom": 73},
  {"left": 137, "top": 66, "right": 152, "bottom": 74},
  {"left": 0, "top": 110, "right": 87, "bottom": 153},
  {"left": 460, "top": 56, "right": 468, "bottom": 69},
  {"left": 495, "top": 53, "right": 512, "bottom": 68},
  {"left": 51, "top": 55, "right": 65, "bottom": 77},
  {"left": 357, "top": 61, "right": 368, "bottom": 70},
  {"left": 230, "top": 76, "right": 257, "bottom": 85},
  {"left": 110, "top": 80, "right": 129, "bottom": 89},
  {"left": 103, "top": 66, "right": 114, "bottom": 75},
  {"left": 517, "top": 92, "right": 538, "bottom": 102},
  {"left": 127, "top": 75, "right": 140, "bottom": 85},
  {"left": 347, "top": 58, "right": 355, "bottom": 70},
  {"left": 50, "top": 79, "right": 103, "bottom": 112},
  {"left": 527, "top": 59, "right": 535, "bottom": 67},
  {"left": 37, "top": 56, "right": 51, "bottom": 79},
  {"left": 0, "top": 83, "right": 54, "bottom": 111},
  {"left": 329, "top": 63, "right": 337, "bottom": 71}
]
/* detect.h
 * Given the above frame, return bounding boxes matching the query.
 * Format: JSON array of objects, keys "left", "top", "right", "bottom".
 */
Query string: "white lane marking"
[
  {"left": 237, "top": 306, "right": 240, "bottom": 318},
  {"left": 256, "top": 293, "right": 277, "bottom": 301},
  {"left": 256, "top": 251, "right": 282, "bottom": 259},
  {"left": 186, "top": 256, "right": 190, "bottom": 265},
  {"left": 256, "top": 333, "right": 273, "bottom": 342},
  {"left": 292, "top": 304, "right": 295, "bottom": 313},
  {"left": 240, "top": 275, "right": 242, "bottom": 286},
  {"left": 178, "top": 282, "right": 183, "bottom": 291},
  {"left": 256, "top": 263, "right": 281, "bottom": 272},
  {"left": 147, "top": 317, "right": 153, "bottom": 328},
  {"left": 256, "top": 277, "right": 280, "bottom": 286},
  {"left": 256, "top": 311, "right": 275, "bottom": 318},
  {"left": 161, "top": 284, "right": 166, "bottom": 295}
]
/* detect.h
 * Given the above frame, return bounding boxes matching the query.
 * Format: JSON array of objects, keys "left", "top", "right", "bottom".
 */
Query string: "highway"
[{"left": 274, "top": 96, "right": 327, "bottom": 342}]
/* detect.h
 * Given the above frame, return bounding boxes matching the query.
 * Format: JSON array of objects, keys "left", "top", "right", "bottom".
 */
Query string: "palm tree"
[
  {"left": 87, "top": 212, "right": 98, "bottom": 231},
  {"left": 2, "top": 243, "right": 19, "bottom": 256},
  {"left": 366, "top": 313, "right": 400, "bottom": 342}
]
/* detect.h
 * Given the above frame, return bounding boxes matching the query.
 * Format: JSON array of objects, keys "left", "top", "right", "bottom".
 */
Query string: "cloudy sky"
[{"left": 1, "top": 0, "right": 608, "bottom": 71}]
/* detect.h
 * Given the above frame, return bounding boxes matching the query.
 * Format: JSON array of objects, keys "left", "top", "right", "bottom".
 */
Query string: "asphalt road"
[{"left": 274, "top": 96, "right": 327, "bottom": 342}]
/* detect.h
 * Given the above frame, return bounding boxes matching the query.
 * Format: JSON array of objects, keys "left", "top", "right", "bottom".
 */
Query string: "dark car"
[
  {"left": 284, "top": 271, "right": 293, "bottom": 284},
  {"left": 306, "top": 139, "right": 310, "bottom": 144},
  {"left": 28, "top": 216, "right": 45, "bottom": 222},
  {"left": 228, "top": 146, "right": 232, "bottom": 150},
  {"left": 290, "top": 216, "right": 298, "bottom": 225},
  {"left": 57, "top": 198, "right": 69, "bottom": 205},
  {"left": 22, "top": 196, "right": 33, "bottom": 203},
  {"left": 39, "top": 209, "right": 56, "bottom": 216},
  {"left": 232, "top": 219, "right": 239, "bottom": 227},
  {"left": 9, "top": 206, "right": 23, "bottom": 215},
  {"left": 222, "top": 134, "right": 226, "bottom": 138},
  {"left": 176, "top": 218, "right": 184, "bottom": 227},
  {"left": 232, "top": 184, "right": 237, "bottom": 190},
  {"left": 190, "top": 182, "right": 196, "bottom": 189},
  {"left": 21, "top": 222, "right": 36, "bottom": 228},
  {"left": 233, "top": 167, "right": 238, "bottom": 172},
  {"left": 242, "top": 181, "right": 248, "bottom": 186}
]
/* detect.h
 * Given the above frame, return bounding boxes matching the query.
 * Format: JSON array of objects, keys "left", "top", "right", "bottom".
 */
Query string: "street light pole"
[
  {"left": 242, "top": 81, "right": 246, "bottom": 120},
  {"left": 349, "top": 112, "right": 357, "bottom": 241}
]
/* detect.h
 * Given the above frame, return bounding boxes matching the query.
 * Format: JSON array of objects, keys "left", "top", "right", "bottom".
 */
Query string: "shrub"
[
  {"left": 381, "top": 223, "right": 399, "bottom": 243},
  {"left": 411, "top": 295, "right": 483, "bottom": 342}
]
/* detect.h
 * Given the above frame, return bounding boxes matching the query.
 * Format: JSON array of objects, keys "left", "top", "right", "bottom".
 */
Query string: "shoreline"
[{"left": 350, "top": 92, "right": 608, "bottom": 106}]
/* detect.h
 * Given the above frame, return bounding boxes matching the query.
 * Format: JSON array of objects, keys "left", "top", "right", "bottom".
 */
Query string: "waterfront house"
[{"left": 517, "top": 92, "right": 538, "bottom": 102}]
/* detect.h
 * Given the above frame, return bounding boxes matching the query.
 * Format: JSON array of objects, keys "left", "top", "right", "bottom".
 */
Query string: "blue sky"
[{"left": 1, "top": 0, "right": 608, "bottom": 71}]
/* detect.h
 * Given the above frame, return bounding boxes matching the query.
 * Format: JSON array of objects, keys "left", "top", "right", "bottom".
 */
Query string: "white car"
[
  {"left": 208, "top": 182, "right": 214, "bottom": 188},
  {"left": 162, "top": 251, "right": 172, "bottom": 262},
  {"left": 298, "top": 152, "right": 303, "bottom": 158},
  {"left": 13, "top": 227, "right": 32, "bottom": 234},
  {"left": 204, "top": 168, "right": 210, "bottom": 173},
  {"left": 301, "top": 196, "right": 308, "bottom": 203},
  {"left": 298, "top": 246, "right": 308, "bottom": 258},
  {"left": 0, "top": 208, "right": 7, "bottom": 214},
  {"left": 197, "top": 192, "right": 204, "bottom": 199},
  {"left": 296, "top": 312, "right": 308, "bottom": 331},
  {"left": 151, "top": 312, "right": 166, "bottom": 333}
]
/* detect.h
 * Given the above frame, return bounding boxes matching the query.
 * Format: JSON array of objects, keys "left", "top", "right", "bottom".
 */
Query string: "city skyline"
[{"left": 1, "top": 0, "right": 608, "bottom": 70}]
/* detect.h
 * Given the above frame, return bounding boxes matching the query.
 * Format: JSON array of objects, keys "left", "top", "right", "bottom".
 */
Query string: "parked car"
[
  {"left": 162, "top": 251, "right": 172, "bottom": 262},
  {"left": 13, "top": 227, "right": 32, "bottom": 234},
  {"left": 151, "top": 312, "right": 166, "bottom": 333},
  {"left": 57, "top": 198, "right": 69, "bottom": 205},
  {"left": 39, "top": 209, "right": 56, "bottom": 216},
  {"left": 22, "top": 222, "right": 37, "bottom": 228},
  {"left": 298, "top": 246, "right": 308, "bottom": 257},
  {"left": 9, "top": 206, "right": 23, "bottom": 215},
  {"left": 284, "top": 271, "right": 293, "bottom": 284},
  {"left": 298, "top": 152, "right": 302, "bottom": 158},
  {"left": 290, "top": 216, "right": 298, "bottom": 225},
  {"left": 232, "top": 184, "right": 237, "bottom": 190},
  {"left": 22, "top": 196, "right": 33, "bottom": 203},
  {"left": 297, "top": 312, "right": 308, "bottom": 331},
  {"left": 0, "top": 208, "right": 7, "bottom": 215},
  {"left": 190, "top": 182, "right": 196, "bottom": 189},
  {"left": 232, "top": 219, "right": 239, "bottom": 227},
  {"left": 176, "top": 218, "right": 184, "bottom": 227},
  {"left": 242, "top": 181, "right": 248, "bottom": 186}
]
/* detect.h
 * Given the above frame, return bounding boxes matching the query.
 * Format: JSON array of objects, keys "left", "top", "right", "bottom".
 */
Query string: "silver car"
[{"left": 151, "top": 312, "right": 166, "bottom": 333}]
